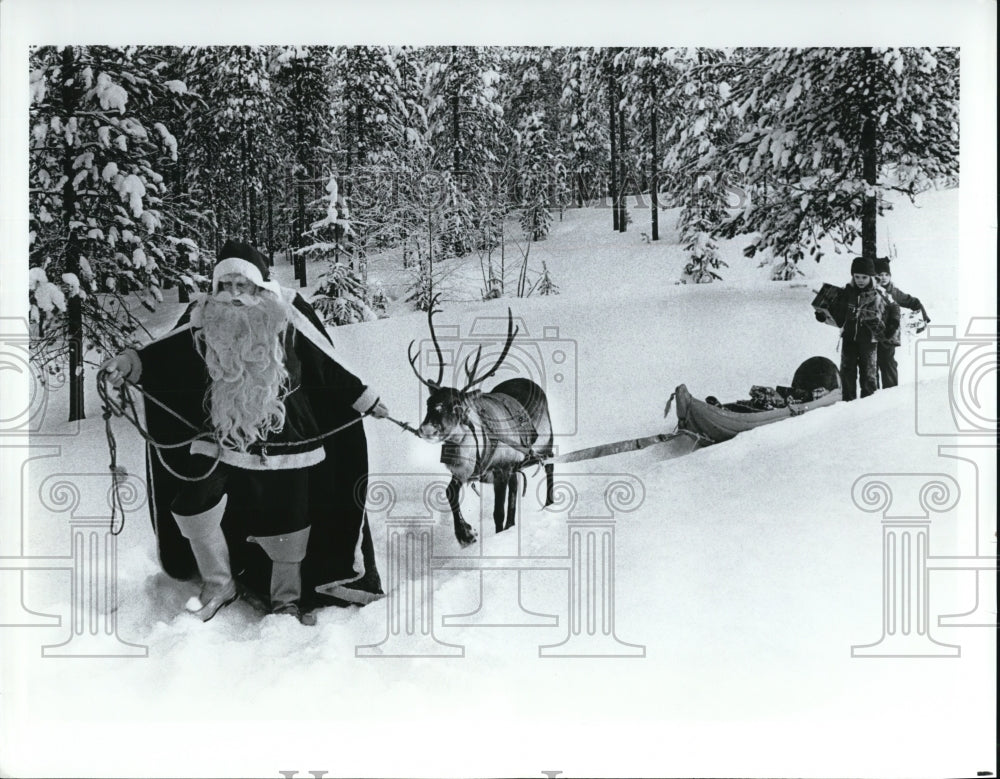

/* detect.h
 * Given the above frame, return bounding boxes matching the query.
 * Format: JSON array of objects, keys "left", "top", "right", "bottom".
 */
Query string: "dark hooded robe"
[{"left": 138, "top": 287, "right": 383, "bottom": 610}]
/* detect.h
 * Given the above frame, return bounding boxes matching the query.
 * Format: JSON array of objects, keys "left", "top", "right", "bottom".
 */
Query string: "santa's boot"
[
  {"left": 249, "top": 527, "right": 317, "bottom": 626},
  {"left": 173, "top": 497, "right": 238, "bottom": 622}
]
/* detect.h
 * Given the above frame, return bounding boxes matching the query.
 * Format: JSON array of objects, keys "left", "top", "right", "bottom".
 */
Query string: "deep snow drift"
[{"left": 1, "top": 188, "right": 995, "bottom": 778}]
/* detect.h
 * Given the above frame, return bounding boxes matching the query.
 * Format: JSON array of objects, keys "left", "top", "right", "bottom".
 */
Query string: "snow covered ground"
[{"left": 1, "top": 188, "right": 996, "bottom": 778}]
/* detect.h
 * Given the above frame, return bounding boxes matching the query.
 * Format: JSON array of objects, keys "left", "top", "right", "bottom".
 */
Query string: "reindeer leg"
[
  {"left": 544, "top": 463, "right": 555, "bottom": 507},
  {"left": 492, "top": 474, "right": 506, "bottom": 534},
  {"left": 447, "top": 478, "right": 477, "bottom": 547},
  {"left": 505, "top": 473, "right": 518, "bottom": 530}
]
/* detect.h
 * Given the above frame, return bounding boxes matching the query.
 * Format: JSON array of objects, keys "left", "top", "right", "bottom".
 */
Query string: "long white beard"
[{"left": 196, "top": 293, "right": 291, "bottom": 452}]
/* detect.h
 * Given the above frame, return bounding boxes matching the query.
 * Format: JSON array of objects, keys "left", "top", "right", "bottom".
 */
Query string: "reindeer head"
[{"left": 408, "top": 296, "right": 518, "bottom": 442}]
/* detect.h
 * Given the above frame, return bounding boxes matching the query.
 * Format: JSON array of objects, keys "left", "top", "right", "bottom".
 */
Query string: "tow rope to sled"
[
  {"left": 97, "top": 370, "right": 376, "bottom": 533},
  {"left": 384, "top": 405, "right": 705, "bottom": 473}
]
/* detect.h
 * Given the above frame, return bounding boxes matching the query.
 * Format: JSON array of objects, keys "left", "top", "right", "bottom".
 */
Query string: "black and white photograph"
[{"left": 0, "top": 0, "right": 996, "bottom": 776}]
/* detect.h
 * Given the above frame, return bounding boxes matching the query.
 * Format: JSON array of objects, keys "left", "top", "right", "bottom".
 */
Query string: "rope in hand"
[
  {"left": 101, "top": 378, "right": 129, "bottom": 536},
  {"left": 384, "top": 414, "right": 422, "bottom": 437},
  {"left": 98, "top": 370, "right": 409, "bottom": 535},
  {"left": 97, "top": 369, "right": 224, "bottom": 492}
]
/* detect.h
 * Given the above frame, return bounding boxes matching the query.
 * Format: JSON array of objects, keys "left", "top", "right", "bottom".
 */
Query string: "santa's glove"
[
  {"left": 99, "top": 349, "right": 141, "bottom": 388},
  {"left": 814, "top": 311, "right": 827, "bottom": 323},
  {"left": 367, "top": 400, "right": 390, "bottom": 419}
]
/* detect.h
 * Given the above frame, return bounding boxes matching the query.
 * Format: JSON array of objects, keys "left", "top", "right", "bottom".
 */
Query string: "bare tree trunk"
[
  {"left": 247, "top": 129, "right": 259, "bottom": 247},
  {"left": 608, "top": 67, "right": 619, "bottom": 232},
  {"left": 861, "top": 118, "right": 877, "bottom": 259},
  {"left": 292, "top": 56, "right": 309, "bottom": 287},
  {"left": 61, "top": 46, "right": 85, "bottom": 422},
  {"left": 334, "top": 174, "right": 343, "bottom": 266},
  {"left": 240, "top": 137, "right": 250, "bottom": 236},
  {"left": 452, "top": 46, "right": 461, "bottom": 176},
  {"left": 356, "top": 102, "right": 365, "bottom": 165},
  {"left": 265, "top": 171, "right": 274, "bottom": 266},
  {"left": 500, "top": 218, "right": 505, "bottom": 294},
  {"left": 650, "top": 82, "right": 659, "bottom": 241},
  {"left": 249, "top": 186, "right": 258, "bottom": 247},
  {"left": 427, "top": 208, "right": 434, "bottom": 306},
  {"left": 178, "top": 266, "right": 190, "bottom": 303},
  {"left": 861, "top": 47, "right": 878, "bottom": 260},
  {"left": 618, "top": 101, "right": 627, "bottom": 233},
  {"left": 296, "top": 184, "right": 306, "bottom": 283}
]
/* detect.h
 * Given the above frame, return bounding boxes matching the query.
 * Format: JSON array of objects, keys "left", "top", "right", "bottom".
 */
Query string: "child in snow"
[
  {"left": 815, "top": 256, "right": 899, "bottom": 400},
  {"left": 874, "top": 257, "right": 930, "bottom": 389}
]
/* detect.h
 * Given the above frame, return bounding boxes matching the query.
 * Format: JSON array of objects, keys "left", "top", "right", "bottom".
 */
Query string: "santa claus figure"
[{"left": 102, "top": 241, "right": 389, "bottom": 625}]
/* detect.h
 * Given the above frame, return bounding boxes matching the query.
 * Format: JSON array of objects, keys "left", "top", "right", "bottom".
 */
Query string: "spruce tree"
[
  {"left": 180, "top": 46, "right": 278, "bottom": 252},
  {"left": 718, "top": 47, "right": 959, "bottom": 273},
  {"left": 557, "top": 48, "right": 608, "bottom": 209},
  {"left": 272, "top": 45, "right": 335, "bottom": 285},
  {"left": 620, "top": 47, "right": 680, "bottom": 241},
  {"left": 504, "top": 47, "right": 568, "bottom": 241},
  {"left": 661, "top": 48, "right": 747, "bottom": 282},
  {"left": 419, "top": 46, "right": 507, "bottom": 258},
  {"left": 29, "top": 45, "right": 192, "bottom": 420}
]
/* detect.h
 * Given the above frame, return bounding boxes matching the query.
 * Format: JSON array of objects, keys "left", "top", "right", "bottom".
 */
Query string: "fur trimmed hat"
[
  {"left": 874, "top": 257, "right": 892, "bottom": 275},
  {"left": 850, "top": 256, "right": 876, "bottom": 276},
  {"left": 212, "top": 240, "right": 281, "bottom": 297}
]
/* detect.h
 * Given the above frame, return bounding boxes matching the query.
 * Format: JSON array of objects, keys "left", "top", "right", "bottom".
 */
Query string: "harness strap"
[{"left": 462, "top": 416, "right": 544, "bottom": 482}]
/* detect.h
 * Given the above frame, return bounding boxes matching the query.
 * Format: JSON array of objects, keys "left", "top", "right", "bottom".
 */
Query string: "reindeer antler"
[
  {"left": 462, "top": 308, "right": 519, "bottom": 392},
  {"left": 408, "top": 294, "right": 446, "bottom": 389},
  {"left": 462, "top": 345, "right": 483, "bottom": 387}
]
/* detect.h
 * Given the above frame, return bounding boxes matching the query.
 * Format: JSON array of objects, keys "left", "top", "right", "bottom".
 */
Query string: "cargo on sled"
[
  {"left": 549, "top": 356, "right": 842, "bottom": 464},
  {"left": 666, "top": 356, "right": 842, "bottom": 445}
]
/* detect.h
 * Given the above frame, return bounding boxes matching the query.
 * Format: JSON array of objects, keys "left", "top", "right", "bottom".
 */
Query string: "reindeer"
[{"left": 408, "top": 301, "right": 555, "bottom": 546}]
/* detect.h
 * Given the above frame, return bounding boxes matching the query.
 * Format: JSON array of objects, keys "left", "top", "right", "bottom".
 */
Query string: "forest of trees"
[{"left": 27, "top": 45, "right": 959, "bottom": 420}]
